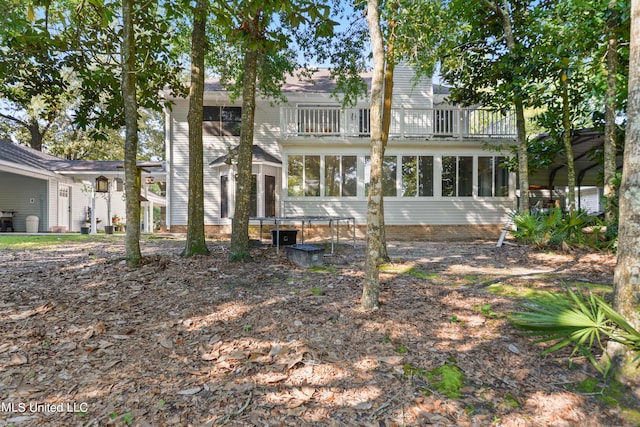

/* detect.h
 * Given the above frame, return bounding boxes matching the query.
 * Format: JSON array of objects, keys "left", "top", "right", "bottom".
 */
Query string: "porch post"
[{"left": 90, "top": 186, "right": 97, "bottom": 235}]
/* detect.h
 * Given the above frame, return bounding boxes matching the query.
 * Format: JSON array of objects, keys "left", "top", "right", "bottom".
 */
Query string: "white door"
[{"left": 58, "top": 186, "right": 70, "bottom": 231}]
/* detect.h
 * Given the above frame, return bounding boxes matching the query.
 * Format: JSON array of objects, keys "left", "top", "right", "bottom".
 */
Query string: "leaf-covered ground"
[{"left": 0, "top": 236, "right": 637, "bottom": 426}]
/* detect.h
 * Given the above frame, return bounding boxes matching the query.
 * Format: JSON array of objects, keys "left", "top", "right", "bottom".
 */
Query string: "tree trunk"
[
  {"left": 229, "top": 29, "right": 258, "bottom": 261},
  {"left": 604, "top": 0, "right": 619, "bottom": 224},
  {"left": 26, "top": 119, "right": 44, "bottom": 151},
  {"left": 377, "top": 13, "right": 397, "bottom": 265},
  {"left": 121, "top": 0, "right": 141, "bottom": 265},
  {"left": 561, "top": 68, "right": 576, "bottom": 214},
  {"left": 608, "top": 0, "right": 640, "bottom": 387},
  {"left": 490, "top": 0, "right": 529, "bottom": 212},
  {"left": 361, "top": 0, "right": 385, "bottom": 310},
  {"left": 182, "top": 0, "right": 210, "bottom": 257}
]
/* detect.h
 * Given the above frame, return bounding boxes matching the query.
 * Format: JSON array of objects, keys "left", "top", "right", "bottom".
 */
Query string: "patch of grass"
[
  {"left": 395, "top": 344, "right": 408, "bottom": 354},
  {"left": 379, "top": 263, "right": 435, "bottom": 280},
  {"left": 576, "top": 377, "right": 600, "bottom": 393},
  {"left": 380, "top": 263, "right": 413, "bottom": 274},
  {"left": 487, "top": 283, "right": 554, "bottom": 302},
  {"left": 0, "top": 234, "right": 112, "bottom": 249},
  {"left": 308, "top": 265, "right": 336, "bottom": 273},
  {"left": 474, "top": 304, "right": 500, "bottom": 318},
  {"left": 571, "top": 377, "right": 640, "bottom": 423},
  {"left": 403, "top": 362, "right": 466, "bottom": 399},
  {"left": 502, "top": 392, "right": 520, "bottom": 407},
  {"left": 430, "top": 365, "right": 465, "bottom": 398},
  {"left": 407, "top": 268, "right": 438, "bottom": 280},
  {"left": 310, "top": 286, "right": 325, "bottom": 296}
]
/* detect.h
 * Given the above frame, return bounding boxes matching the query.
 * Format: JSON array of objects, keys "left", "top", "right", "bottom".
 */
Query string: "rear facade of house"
[{"left": 164, "top": 65, "right": 518, "bottom": 240}]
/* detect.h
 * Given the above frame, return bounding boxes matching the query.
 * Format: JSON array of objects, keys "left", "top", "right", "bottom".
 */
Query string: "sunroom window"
[{"left": 325, "top": 156, "right": 357, "bottom": 197}]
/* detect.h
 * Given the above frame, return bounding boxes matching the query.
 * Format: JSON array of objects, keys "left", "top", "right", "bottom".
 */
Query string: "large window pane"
[
  {"left": 478, "top": 157, "right": 493, "bottom": 197},
  {"left": 419, "top": 156, "right": 434, "bottom": 197},
  {"left": 305, "top": 156, "right": 320, "bottom": 196},
  {"left": 342, "top": 156, "right": 357, "bottom": 196},
  {"left": 402, "top": 156, "right": 417, "bottom": 197},
  {"left": 382, "top": 156, "right": 397, "bottom": 196},
  {"left": 458, "top": 156, "right": 473, "bottom": 196},
  {"left": 288, "top": 155, "right": 303, "bottom": 196},
  {"left": 203, "top": 106, "right": 241, "bottom": 136},
  {"left": 325, "top": 156, "right": 340, "bottom": 197},
  {"left": 364, "top": 156, "right": 397, "bottom": 196},
  {"left": 495, "top": 156, "right": 509, "bottom": 196},
  {"left": 442, "top": 156, "right": 457, "bottom": 197}
]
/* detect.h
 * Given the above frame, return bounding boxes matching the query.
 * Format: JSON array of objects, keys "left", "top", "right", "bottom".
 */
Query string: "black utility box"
[
  {"left": 271, "top": 229, "right": 298, "bottom": 246},
  {"left": 286, "top": 244, "right": 325, "bottom": 268}
]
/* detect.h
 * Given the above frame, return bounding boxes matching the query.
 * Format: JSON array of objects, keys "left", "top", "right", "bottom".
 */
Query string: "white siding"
[
  {"left": 392, "top": 63, "right": 433, "bottom": 109},
  {"left": 166, "top": 64, "right": 516, "bottom": 230},
  {"left": 47, "top": 178, "right": 57, "bottom": 230}
]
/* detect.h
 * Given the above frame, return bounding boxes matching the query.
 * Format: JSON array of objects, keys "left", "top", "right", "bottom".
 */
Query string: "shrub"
[{"left": 511, "top": 287, "right": 640, "bottom": 375}]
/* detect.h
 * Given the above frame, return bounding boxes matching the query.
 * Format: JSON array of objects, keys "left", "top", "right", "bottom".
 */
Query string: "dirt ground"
[{"left": 0, "top": 236, "right": 636, "bottom": 426}]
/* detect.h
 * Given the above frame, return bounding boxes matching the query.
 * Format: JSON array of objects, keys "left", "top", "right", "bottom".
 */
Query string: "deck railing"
[{"left": 280, "top": 106, "right": 516, "bottom": 139}]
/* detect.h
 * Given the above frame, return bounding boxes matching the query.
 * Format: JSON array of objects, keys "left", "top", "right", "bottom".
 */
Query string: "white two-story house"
[{"left": 164, "top": 64, "right": 517, "bottom": 240}]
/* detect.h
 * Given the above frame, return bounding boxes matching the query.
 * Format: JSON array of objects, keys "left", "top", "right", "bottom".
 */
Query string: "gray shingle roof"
[
  {"left": 210, "top": 145, "right": 281, "bottom": 166},
  {"left": 0, "top": 140, "right": 165, "bottom": 174},
  {"left": 203, "top": 68, "right": 374, "bottom": 94},
  {"left": 0, "top": 139, "right": 61, "bottom": 170}
]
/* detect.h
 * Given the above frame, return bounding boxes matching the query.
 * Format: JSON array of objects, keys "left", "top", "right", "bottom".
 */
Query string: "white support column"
[{"left": 90, "top": 186, "right": 97, "bottom": 235}]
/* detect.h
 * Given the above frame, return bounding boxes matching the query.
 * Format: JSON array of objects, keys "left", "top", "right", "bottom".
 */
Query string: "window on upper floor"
[{"left": 203, "top": 106, "right": 242, "bottom": 136}]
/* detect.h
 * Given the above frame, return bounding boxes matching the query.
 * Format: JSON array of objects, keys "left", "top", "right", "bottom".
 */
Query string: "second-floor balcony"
[{"left": 280, "top": 106, "right": 516, "bottom": 140}]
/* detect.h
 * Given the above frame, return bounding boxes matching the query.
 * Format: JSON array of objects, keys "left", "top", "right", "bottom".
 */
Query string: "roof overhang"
[{"left": 528, "top": 128, "right": 623, "bottom": 188}]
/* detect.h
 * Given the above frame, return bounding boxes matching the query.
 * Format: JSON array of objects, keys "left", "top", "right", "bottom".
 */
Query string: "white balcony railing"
[{"left": 280, "top": 106, "right": 516, "bottom": 139}]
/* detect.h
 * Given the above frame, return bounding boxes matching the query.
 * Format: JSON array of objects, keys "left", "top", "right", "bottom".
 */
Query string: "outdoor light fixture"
[{"left": 95, "top": 176, "right": 109, "bottom": 193}]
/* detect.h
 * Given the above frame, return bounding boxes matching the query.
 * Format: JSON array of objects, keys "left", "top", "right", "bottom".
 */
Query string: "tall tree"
[
  {"left": 208, "top": 0, "right": 337, "bottom": 261},
  {"left": 604, "top": 0, "right": 623, "bottom": 224},
  {"left": 121, "top": 0, "right": 142, "bottom": 265},
  {"left": 609, "top": 0, "right": 640, "bottom": 386},
  {"left": 362, "top": 0, "right": 385, "bottom": 310},
  {"left": 440, "top": 0, "right": 536, "bottom": 212},
  {"left": 0, "top": 0, "right": 70, "bottom": 150},
  {"left": 228, "top": 7, "right": 262, "bottom": 262},
  {"left": 182, "top": 0, "right": 210, "bottom": 257}
]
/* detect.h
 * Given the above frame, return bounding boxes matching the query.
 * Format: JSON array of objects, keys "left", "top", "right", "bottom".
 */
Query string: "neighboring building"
[
  {"left": 0, "top": 140, "right": 164, "bottom": 233},
  {"left": 164, "top": 65, "right": 518, "bottom": 240}
]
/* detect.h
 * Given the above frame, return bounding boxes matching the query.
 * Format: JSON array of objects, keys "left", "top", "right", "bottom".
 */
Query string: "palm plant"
[{"left": 511, "top": 286, "right": 640, "bottom": 375}]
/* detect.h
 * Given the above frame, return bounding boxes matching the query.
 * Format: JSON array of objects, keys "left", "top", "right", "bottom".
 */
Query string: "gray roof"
[
  {"left": 204, "top": 68, "right": 374, "bottom": 94},
  {"left": 0, "top": 139, "right": 61, "bottom": 170},
  {"left": 0, "top": 140, "right": 165, "bottom": 174},
  {"left": 210, "top": 145, "right": 281, "bottom": 166}
]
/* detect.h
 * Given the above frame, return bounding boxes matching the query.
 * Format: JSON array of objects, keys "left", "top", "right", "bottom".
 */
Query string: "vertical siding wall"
[
  {"left": 168, "top": 98, "right": 283, "bottom": 228},
  {"left": 0, "top": 172, "right": 48, "bottom": 232}
]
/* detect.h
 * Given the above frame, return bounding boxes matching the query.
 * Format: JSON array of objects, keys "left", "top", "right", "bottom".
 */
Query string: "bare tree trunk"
[
  {"left": 362, "top": 0, "right": 385, "bottom": 310},
  {"left": 608, "top": 0, "right": 640, "bottom": 387},
  {"left": 604, "top": 0, "right": 619, "bottom": 224},
  {"left": 378, "top": 12, "right": 397, "bottom": 265},
  {"left": 561, "top": 68, "right": 576, "bottom": 214},
  {"left": 122, "top": 0, "right": 141, "bottom": 265},
  {"left": 230, "top": 28, "right": 258, "bottom": 261},
  {"left": 182, "top": 0, "right": 210, "bottom": 257},
  {"left": 490, "top": 0, "right": 529, "bottom": 212}
]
